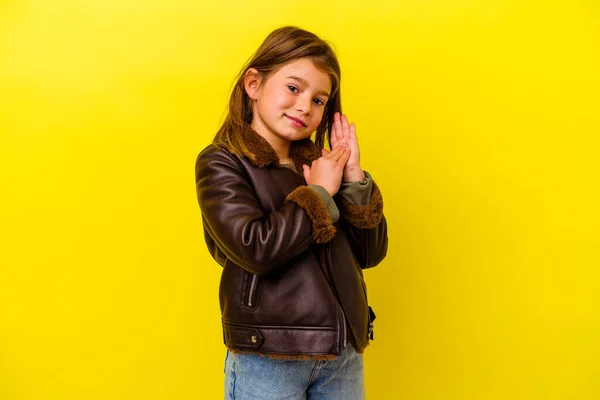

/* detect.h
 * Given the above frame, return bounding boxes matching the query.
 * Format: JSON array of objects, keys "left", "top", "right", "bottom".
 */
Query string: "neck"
[{"left": 251, "top": 121, "right": 292, "bottom": 163}]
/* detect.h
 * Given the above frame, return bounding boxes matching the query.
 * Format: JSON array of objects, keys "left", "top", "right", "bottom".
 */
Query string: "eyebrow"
[{"left": 286, "top": 76, "right": 330, "bottom": 98}]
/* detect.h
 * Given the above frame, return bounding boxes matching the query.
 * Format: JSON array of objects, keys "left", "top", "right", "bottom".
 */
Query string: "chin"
[
  {"left": 290, "top": 132, "right": 313, "bottom": 142},
  {"left": 278, "top": 129, "right": 311, "bottom": 142}
]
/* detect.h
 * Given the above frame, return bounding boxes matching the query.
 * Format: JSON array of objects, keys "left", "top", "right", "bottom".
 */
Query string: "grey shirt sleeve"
[
  {"left": 307, "top": 184, "right": 340, "bottom": 222},
  {"left": 338, "top": 170, "right": 374, "bottom": 205}
]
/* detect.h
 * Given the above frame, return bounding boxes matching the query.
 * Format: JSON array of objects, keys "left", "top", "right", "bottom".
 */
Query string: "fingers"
[
  {"left": 327, "top": 146, "right": 350, "bottom": 164},
  {"left": 322, "top": 145, "right": 346, "bottom": 161},
  {"left": 334, "top": 112, "right": 356, "bottom": 145},
  {"left": 331, "top": 114, "right": 339, "bottom": 143},
  {"left": 338, "top": 146, "right": 351, "bottom": 166},
  {"left": 341, "top": 114, "right": 350, "bottom": 140},
  {"left": 349, "top": 122, "right": 356, "bottom": 140},
  {"left": 321, "top": 148, "right": 329, "bottom": 156},
  {"left": 329, "top": 125, "right": 337, "bottom": 148},
  {"left": 334, "top": 112, "right": 343, "bottom": 141},
  {"left": 302, "top": 164, "right": 310, "bottom": 181}
]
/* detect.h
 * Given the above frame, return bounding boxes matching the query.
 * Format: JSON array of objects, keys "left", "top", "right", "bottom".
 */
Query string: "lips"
[{"left": 285, "top": 114, "right": 307, "bottom": 127}]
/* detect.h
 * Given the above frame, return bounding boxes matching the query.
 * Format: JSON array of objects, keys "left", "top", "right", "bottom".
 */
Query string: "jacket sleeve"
[
  {"left": 334, "top": 171, "right": 388, "bottom": 269},
  {"left": 195, "top": 145, "right": 336, "bottom": 276}
]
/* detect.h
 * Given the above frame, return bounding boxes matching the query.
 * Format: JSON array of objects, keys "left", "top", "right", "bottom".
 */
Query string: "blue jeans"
[{"left": 224, "top": 345, "right": 365, "bottom": 399}]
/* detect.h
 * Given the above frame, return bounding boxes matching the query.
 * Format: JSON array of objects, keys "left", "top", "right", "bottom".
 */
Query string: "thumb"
[
  {"left": 321, "top": 148, "right": 329, "bottom": 156},
  {"left": 302, "top": 164, "right": 310, "bottom": 182}
]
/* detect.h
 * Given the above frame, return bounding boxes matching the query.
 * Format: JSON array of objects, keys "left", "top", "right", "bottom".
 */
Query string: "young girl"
[{"left": 195, "top": 26, "right": 388, "bottom": 400}]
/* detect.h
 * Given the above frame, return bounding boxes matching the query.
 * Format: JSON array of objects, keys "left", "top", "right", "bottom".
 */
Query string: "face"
[{"left": 245, "top": 58, "right": 332, "bottom": 146}]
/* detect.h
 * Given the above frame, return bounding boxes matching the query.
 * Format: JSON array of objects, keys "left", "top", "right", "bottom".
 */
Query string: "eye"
[
  {"left": 287, "top": 85, "right": 299, "bottom": 93},
  {"left": 313, "top": 98, "right": 325, "bottom": 106}
]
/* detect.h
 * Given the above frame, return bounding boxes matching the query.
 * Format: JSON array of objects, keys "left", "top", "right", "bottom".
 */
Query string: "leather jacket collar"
[{"left": 240, "top": 123, "right": 322, "bottom": 172}]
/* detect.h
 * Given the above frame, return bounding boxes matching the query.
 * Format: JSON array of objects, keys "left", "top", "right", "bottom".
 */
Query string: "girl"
[{"left": 195, "top": 26, "right": 388, "bottom": 400}]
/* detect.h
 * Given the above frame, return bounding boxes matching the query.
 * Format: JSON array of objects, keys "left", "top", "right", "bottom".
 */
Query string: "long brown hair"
[{"left": 213, "top": 26, "right": 342, "bottom": 155}]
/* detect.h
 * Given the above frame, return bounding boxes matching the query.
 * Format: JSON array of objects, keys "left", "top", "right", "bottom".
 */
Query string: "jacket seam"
[
  {"left": 222, "top": 320, "right": 336, "bottom": 331},
  {"left": 226, "top": 344, "right": 337, "bottom": 357}
]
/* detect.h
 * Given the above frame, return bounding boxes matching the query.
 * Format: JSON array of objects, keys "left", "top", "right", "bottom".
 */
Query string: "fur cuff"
[
  {"left": 285, "top": 186, "right": 336, "bottom": 244},
  {"left": 337, "top": 182, "right": 384, "bottom": 229}
]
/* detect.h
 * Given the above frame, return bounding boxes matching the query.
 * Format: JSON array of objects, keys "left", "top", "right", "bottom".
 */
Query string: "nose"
[{"left": 295, "top": 94, "right": 312, "bottom": 115}]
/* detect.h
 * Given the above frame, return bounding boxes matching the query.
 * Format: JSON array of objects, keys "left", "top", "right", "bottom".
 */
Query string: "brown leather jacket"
[{"left": 194, "top": 123, "right": 388, "bottom": 359}]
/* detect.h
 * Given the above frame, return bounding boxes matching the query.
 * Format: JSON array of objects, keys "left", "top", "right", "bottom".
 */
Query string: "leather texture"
[{"left": 194, "top": 123, "right": 388, "bottom": 358}]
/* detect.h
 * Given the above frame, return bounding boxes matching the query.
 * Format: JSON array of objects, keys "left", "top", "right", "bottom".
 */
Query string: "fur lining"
[
  {"left": 240, "top": 123, "right": 321, "bottom": 172},
  {"left": 336, "top": 182, "right": 384, "bottom": 229},
  {"left": 290, "top": 137, "right": 322, "bottom": 172},
  {"left": 285, "top": 187, "right": 336, "bottom": 244},
  {"left": 227, "top": 340, "right": 368, "bottom": 360},
  {"left": 227, "top": 344, "right": 369, "bottom": 359},
  {"left": 354, "top": 340, "right": 370, "bottom": 354},
  {"left": 240, "top": 124, "right": 279, "bottom": 168},
  {"left": 227, "top": 346, "right": 338, "bottom": 361}
]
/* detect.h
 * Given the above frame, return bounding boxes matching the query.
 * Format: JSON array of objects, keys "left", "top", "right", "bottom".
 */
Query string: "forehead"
[{"left": 273, "top": 58, "right": 331, "bottom": 92}]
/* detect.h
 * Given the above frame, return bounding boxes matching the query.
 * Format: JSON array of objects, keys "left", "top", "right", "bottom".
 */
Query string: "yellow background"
[{"left": 1, "top": 0, "right": 599, "bottom": 398}]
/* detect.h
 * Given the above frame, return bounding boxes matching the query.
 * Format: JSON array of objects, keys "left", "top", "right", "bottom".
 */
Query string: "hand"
[
  {"left": 302, "top": 145, "right": 351, "bottom": 196},
  {"left": 330, "top": 112, "right": 365, "bottom": 182}
]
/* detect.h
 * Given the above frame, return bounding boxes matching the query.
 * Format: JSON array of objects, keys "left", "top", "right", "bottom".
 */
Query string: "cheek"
[
  {"left": 261, "top": 91, "right": 288, "bottom": 113},
  {"left": 279, "top": 92, "right": 296, "bottom": 108},
  {"left": 272, "top": 87, "right": 296, "bottom": 104},
  {"left": 312, "top": 108, "right": 326, "bottom": 124}
]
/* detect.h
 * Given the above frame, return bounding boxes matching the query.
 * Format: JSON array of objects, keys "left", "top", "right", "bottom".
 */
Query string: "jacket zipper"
[
  {"left": 341, "top": 307, "right": 347, "bottom": 349},
  {"left": 324, "top": 242, "right": 347, "bottom": 352},
  {"left": 247, "top": 274, "right": 258, "bottom": 307},
  {"left": 338, "top": 304, "right": 347, "bottom": 350}
]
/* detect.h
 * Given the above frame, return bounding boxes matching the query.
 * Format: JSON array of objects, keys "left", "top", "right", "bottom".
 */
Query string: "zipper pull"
[{"left": 368, "top": 306, "right": 376, "bottom": 340}]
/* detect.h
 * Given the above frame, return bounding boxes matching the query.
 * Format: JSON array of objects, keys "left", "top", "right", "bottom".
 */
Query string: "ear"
[{"left": 244, "top": 68, "right": 262, "bottom": 100}]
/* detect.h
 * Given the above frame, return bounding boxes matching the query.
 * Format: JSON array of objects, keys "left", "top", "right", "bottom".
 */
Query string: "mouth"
[{"left": 285, "top": 114, "right": 307, "bottom": 128}]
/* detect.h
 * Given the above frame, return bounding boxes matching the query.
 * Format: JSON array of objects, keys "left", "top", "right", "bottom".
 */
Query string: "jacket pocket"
[{"left": 240, "top": 271, "right": 260, "bottom": 311}]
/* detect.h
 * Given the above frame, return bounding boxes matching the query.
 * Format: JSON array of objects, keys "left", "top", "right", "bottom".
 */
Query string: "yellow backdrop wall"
[{"left": 1, "top": 0, "right": 599, "bottom": 399}]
